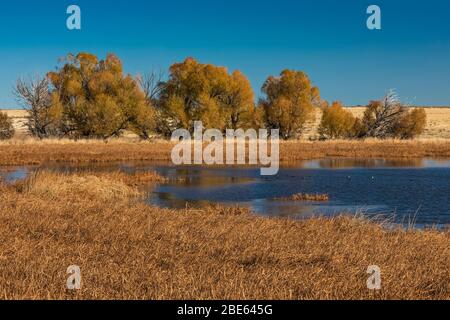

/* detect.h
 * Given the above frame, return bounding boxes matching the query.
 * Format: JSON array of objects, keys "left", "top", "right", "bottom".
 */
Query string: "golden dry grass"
[
  {"left": 14, "top": 171, "right": 165, "bottom": 202},
  {"left": 90, "top": 170, "right": 168, "bottom": 186},
  {"left": 279, "top": 139, "right": 450, "bottom": 162},
  {"left": 0, "top": 171, "right": 448, "bottom": 300},
  {"left": 0, "top": 139, "right": 450, "bottom": 166},
  {"left": 0, "top": 139, "right": 174, "bottom": 165}
]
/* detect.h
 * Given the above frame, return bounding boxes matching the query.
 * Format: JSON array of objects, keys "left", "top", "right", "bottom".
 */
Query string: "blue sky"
[{"left": 0, "top": 0, "right": 449, "bottom": 107}]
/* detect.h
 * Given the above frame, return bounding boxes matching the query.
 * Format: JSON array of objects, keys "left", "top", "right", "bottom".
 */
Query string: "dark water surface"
[{"left": 1, "top": 158, "right": 450, "bottom": 227}]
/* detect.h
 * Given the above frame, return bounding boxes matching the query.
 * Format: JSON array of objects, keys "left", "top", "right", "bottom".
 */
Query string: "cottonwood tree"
[
  {"left": 14, "top": 76, "right": 61, "bottom": 138},
  {"left": 47, "top": 53, "right": 155, "bottom": 139},
  {"left": 318, "top": 101, "right": 357, "bottom": 139},
  {"left": 260, "top": 70, "right": 321, "bottom": 140},
  {"left": 225, "top": 70, "right": 255, "bottom": 130},
  {"left": 158, "top": 58, "right": 256, "bottom": 135}
]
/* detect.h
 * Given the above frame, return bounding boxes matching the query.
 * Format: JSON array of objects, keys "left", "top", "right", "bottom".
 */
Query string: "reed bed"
[
  {"left": 1, "top": 139, "right": 450, "bottom": 166},
  {"left": 13, "top": 170, "right": 166, "bottom": 202},
  {"left": 0, "top": 171, "right": 448, "bottom": 300},
  {"left": 92, "top": 170, "right": 168, "bottom": 186}
]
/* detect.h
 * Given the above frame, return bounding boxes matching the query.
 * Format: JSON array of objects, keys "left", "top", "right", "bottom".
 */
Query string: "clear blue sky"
[{"left": 1, "top": 0, "right": 449, "bottom": 108}]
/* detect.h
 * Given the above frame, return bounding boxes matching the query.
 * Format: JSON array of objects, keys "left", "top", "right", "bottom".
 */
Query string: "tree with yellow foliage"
[
  {"left": 260, "top": 70, "right": 321, "bottom": 139},
  {"left": 47, "top": 53, "right": 155, "bottom": 139},
  {"left": 158, "top": 58, "right": 255, "bottom": 135},
  {"left": 395, "top": 108, "right": 427, "bottom": 139},
  {"left": 318, "top": 101, "right": 357, "bottom": 139},
  {"left": 225, "top": 70, "right": 256, "bottom": 129}
]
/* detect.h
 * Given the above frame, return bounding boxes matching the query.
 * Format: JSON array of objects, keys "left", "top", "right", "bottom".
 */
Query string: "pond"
[{"left": 1, "top": 158, "right": 450, "bottom": 228}]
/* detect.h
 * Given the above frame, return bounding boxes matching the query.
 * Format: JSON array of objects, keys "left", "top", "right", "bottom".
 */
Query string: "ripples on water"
[{"left": 1, "top": 158, "right": 449, "bottom": 228}]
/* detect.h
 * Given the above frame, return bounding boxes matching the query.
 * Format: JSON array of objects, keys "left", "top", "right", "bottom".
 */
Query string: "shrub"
[
  {"left": 318, "top": 102, "right": 357, "bottom": 139},
  {"left": 359, "top": 92, "right": 427, "bottom": 139},
  {"left": 0, "top": 112, "right": 15, "bottom": 140},
  {"left": 391, "top": 108, "right": 427, "bottom": 139}
]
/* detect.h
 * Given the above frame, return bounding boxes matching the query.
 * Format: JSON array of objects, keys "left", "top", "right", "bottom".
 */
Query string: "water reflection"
[
  {"left": 0, "top": 167, "right": 30, "bottom": 182},
  {"left": 296, "top": 158, "right": 450, "bottom": 169},
  {"left": 149, "top": 159, "right": 450, "bottom": 227},
  {"left": 1, "top": 158, "right": 450, "bottom": 227}
]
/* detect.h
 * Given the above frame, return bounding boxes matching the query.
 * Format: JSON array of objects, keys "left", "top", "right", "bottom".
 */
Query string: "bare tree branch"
[
  {"left": 13, "top": 76, "right": 56, "bottom": 138},
  {"left": 137, "top": 70, "right": 166, "bottom": 104}
]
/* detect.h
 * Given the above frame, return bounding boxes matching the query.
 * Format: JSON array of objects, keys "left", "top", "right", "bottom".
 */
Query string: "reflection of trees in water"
[
  {"left": 168, "top": 168, "right": 254, "bottom": 188},
  {"left": 177, "top": 175, "right": 253, "bottom": 188},
  {"left": 152, "top": 192, "right": 213, "bottom": 209},
  {"left": 317, "top": 158, "right": 425, "bottom": 169}
]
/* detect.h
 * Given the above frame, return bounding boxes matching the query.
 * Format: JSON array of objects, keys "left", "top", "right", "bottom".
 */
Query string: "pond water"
[{"left": 1, "top": 158, "right": 450, "bottom": 228}]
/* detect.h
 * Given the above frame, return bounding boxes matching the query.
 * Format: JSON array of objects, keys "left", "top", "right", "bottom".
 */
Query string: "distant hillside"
[{"left": 0, "top": 109, "right": 28, "bottom": 137}]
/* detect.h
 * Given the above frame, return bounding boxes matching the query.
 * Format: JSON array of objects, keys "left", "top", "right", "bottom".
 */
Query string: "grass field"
[
  {"left": 0, "top": 139, "right": 450, "bottom": 166},
  {"left": 0, "top": 171, "right": 448, "bottom": 300}
]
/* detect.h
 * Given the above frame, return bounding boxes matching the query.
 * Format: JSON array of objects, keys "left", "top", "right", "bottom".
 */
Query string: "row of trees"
[
  {"left": 3, "top": 52, "right": 427, "bottom": 141},
  {"left": 318, "top": 92, "right": 427, "bottom": 140}
]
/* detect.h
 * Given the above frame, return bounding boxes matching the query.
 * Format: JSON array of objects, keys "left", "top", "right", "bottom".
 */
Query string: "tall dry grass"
[
  {"left": 0, "top": 171, "right": 448, "bottom": 300},
  {"left": 14, "top": 170, "right": 167, "bottom": 201},
  {"left": 0, "top": 139, "right": 450, "bottom": 166},
  {"left": 16, "top": 171, "right": 142, "bottom": 201}
]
